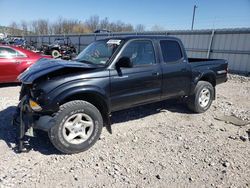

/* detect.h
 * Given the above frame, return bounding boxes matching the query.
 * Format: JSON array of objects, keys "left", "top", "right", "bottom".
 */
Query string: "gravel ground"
[{"left": 0, "top": 75, "right": 249, "bottom": 188}]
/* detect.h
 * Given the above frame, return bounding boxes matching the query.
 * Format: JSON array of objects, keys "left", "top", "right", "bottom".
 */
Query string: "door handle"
[
  {"left": 152, "top": 72, "right": 160, "bottom": 76},
  {"left": 14, "top": 61, "right": 22, "bottom": 64}
]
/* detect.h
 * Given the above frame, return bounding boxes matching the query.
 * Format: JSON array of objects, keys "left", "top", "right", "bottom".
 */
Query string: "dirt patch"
[{"left": 0, "top": 75, "right": 249, "bottom": 187}]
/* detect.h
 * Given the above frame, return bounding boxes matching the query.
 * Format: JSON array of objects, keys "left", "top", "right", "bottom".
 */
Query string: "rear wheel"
[
  {"left": 187, "top": 81, "right": 214, "bottom": 113},
  {"left": 48, "top": 100, "right": 103, "bottom": 154}
]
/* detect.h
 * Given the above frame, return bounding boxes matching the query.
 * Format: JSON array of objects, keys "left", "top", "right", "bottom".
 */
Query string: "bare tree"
[
  {"left": 100, "top": 17, "right": 110, "bottom": 30},
  {"left": 151, "top": 24, "right": 165, "bottom": 31},
  {"left": 30, "top": 20, "right": 39, "bottom": 34},
  {"left": 121, "top": 23, "right": 134, "bottom": 32},
  {"left": 72, "top": 22, "right": 90, "bottom": 34},
  {"left": 135, "top": 24, "right": 145, "bottom": 32},
  {"left": 8, "top": 22, "right": 20, "bottom": 35},
  {"left": 52, "top": 17, "right": 63, "bottom": 34},
  {"left": 48, "top": 23, "right": 54, "bottom": 35},
  {"left": 7, "top": 15, "right": 142, "bottom": 35},
  {"left": 62, "top": 19, "right": 80, "bottom": 34},
  {"left": 21, "top": 20, "right": 28, "bottom": 35},
  {"left": 85, "top": 15, "right": 100, "bottom": 32},
  {"left": 107, "top": 20, "right": 134, "bottom": 32},
  {"left": 37, "top": 19, "right": 49, "bottom": 35}
]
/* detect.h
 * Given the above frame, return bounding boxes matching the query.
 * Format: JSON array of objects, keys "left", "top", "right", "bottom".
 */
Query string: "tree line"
[{"left": 7, "top": 16, "right": 148, "bottom": 36}]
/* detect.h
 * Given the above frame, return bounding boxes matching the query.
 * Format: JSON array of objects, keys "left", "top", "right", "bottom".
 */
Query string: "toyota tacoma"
[{"left": 14, "top": 36, "right": 228, "bottom": 154}]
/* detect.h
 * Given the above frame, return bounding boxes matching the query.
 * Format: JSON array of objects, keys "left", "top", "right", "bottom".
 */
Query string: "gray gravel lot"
[{"left": 0, "top": 75, "right": 249, "bottom": 188}]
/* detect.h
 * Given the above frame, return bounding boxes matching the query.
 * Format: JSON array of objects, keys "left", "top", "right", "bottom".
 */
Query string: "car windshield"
[
  {"left": 53, "top": 39, "right": 65, "bottom": 45},
  {"left": 75, "top": 39, "right": 122, "bottom": 65}
]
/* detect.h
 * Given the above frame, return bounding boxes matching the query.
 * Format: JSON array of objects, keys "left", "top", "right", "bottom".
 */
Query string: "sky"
[{"left": 0, "top": 0, "right": 250, "bottom": 30}]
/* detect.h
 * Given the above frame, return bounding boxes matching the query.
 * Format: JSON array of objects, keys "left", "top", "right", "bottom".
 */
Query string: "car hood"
[{"left": 19, "top": 58, "right": 99, "bottom": 84}]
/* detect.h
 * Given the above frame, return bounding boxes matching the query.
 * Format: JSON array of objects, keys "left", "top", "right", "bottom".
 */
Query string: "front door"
[{"left": 110, "top": 40, "right": 162, "bottom": 111}]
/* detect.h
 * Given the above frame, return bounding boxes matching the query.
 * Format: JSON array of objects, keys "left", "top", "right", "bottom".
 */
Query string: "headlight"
[{"left": 29, "top": 99, "right": 42, "bottom": 111}]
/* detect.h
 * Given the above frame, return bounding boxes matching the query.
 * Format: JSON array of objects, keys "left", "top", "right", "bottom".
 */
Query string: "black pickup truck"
[{"left": 15, "top": 36, "right": 228, "bottom": 154}]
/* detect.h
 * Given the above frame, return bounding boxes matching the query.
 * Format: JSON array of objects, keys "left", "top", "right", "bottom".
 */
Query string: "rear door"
[
  {"left": 110, "top": 39, "right": 162, "bottom": 111},
  {"left": 0, "top": 47, "right": 27, "bottom": 83},
  {"left": 159, "top": 39, "right": 191, "bottom": 99}
]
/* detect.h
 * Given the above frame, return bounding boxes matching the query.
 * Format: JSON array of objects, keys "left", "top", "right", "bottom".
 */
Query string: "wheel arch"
[
  {"left": 199, "top": 72, "right": 216, "bottom": 87},
  {"left": 191, "top": 71, "right": 216, "bottom": 99},
  {"left": 57, "top": 88, "right": 112, "bottom": 133},
  {"left": 197, "top": 72, "right": 216, "bottom": 100}
]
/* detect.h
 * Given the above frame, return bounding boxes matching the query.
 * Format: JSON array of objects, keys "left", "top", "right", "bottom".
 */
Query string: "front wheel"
[
  {"left": 187, "top": 81, "right": 214, "bottom": 113},
  {"left": 48, "top": 100, "right": 103, "bottom": 154}
]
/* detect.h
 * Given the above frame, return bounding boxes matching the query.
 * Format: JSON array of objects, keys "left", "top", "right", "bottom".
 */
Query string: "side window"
[
  {"left": 0, "top": 47, "right": 25, "bottom": 58},
  {"left": 160, "top": 40, "right": 183, "bottom": 63},
  {"left": 120, "top": 40, "right": 156, "bottom": 66}
]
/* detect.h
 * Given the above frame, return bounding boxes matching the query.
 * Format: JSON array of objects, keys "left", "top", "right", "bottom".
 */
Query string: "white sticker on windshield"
[
  {"left": 100, "top": 60, "right": 106, "bottom": 64},
  {"left": 107, "top": 39, "right": 121, "bottom": 45}
]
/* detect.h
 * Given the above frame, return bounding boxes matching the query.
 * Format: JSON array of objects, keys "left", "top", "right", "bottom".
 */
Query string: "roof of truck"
[{"left": 103, "top": 35, "right": 180, "bottom": 41}]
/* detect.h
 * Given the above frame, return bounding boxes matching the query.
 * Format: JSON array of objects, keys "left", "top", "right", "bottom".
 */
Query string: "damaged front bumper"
[{"left": 13, "top": 96, "right": 54, "bottom": 152}]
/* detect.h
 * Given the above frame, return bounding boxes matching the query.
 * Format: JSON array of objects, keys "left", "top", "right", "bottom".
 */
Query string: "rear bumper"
[{"left": 216, "top": 74, "right": 228, "bottom": 85}]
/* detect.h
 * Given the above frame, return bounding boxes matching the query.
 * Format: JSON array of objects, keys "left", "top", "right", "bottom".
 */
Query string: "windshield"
[
  {"left": 75, "top": 39, "right": 122, "bottom": 65},
  {"left": 53, "top": 39, "right": 65, "bottom": 45}
]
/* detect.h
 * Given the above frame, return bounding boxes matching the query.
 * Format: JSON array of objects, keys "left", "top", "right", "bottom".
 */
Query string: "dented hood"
[{"left": 19, "top": 58, "right": 98, "bottom": 84}]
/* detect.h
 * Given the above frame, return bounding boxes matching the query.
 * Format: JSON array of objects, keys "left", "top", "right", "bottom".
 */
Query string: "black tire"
[
  {"left": 187, "top": 81, "right": 214, "bottom": 113},
  {"left": 48, "top": 100, "right": 103, "bottom": 154},
  {"left": 51, "top": 50, "right": 61, "bottom": 58}
]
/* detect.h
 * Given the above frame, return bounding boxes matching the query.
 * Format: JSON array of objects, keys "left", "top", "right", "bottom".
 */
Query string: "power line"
[{"left": 191, "top": 5, "right": 198, "bottom": 30}]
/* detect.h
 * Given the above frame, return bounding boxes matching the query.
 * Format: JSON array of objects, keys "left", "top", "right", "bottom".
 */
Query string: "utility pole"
[{"left": 191, "top": 5, "right": 198, "bottom": 30}]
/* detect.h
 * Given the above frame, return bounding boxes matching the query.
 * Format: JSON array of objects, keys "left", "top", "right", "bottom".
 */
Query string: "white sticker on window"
[
  {"left": 107, "top": 39, "right": 121, "bottom": 45},
  {"left": 100, "top": 60, "right": 106, "bottom": 64}
]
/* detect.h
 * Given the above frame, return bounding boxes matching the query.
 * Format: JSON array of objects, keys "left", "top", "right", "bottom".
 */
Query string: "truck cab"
[{"left": 107, "top": 37, "right": 192, "bottom": 111}]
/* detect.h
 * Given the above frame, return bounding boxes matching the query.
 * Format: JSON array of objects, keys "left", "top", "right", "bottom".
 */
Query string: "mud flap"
[{"left": 104, "top": 114, "right": 112, "bottom": 134}]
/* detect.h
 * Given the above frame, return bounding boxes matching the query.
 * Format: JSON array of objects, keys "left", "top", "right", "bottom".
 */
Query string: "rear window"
[{"left": 160, "top": 40, "right": 183, "bottom": 63}]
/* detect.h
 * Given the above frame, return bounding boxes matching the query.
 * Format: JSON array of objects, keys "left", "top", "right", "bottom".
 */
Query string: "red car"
[{"left": 0, "top": 45, "right": 51, "bottom": 83}]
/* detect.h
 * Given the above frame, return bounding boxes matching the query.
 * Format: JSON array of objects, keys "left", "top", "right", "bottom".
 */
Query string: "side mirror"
[{"left": 116, "top": 57, "right": 133, "bottom": 68}]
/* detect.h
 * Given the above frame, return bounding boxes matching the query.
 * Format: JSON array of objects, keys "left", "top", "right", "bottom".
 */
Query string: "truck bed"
[
  {"left": 188, "top": 58, "right": 228, "bottom": 85},
  {"left": 188, "top": 57, "right": 227, "bottom": 70},
  {"left": 188, "top": 58, "right": 221, "bottom": 63}
]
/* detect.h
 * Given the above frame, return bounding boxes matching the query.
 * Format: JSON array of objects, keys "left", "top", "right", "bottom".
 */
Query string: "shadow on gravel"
[
  {"left": 0, "top": 106, "right": 60, "bottom": 155},
  {"left": 0, "top": 106, "right": 17, "bottom": 149},
  {"left": 0, "top": 99, "right": 191, "bottom": 155},
  {"left": 112, "top": 99, "right": 192, "bottom": 124},
  {"left": 0, "top": 83, "right": 21, "bottom": 88}
]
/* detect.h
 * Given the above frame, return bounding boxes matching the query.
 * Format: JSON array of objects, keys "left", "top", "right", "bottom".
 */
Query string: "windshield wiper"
[
  {"left": 74, "top": 59, "right": 94, "bottom": 64},
  {"left": 74, "top": 59, "right": 105, "bottom": 67}
]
